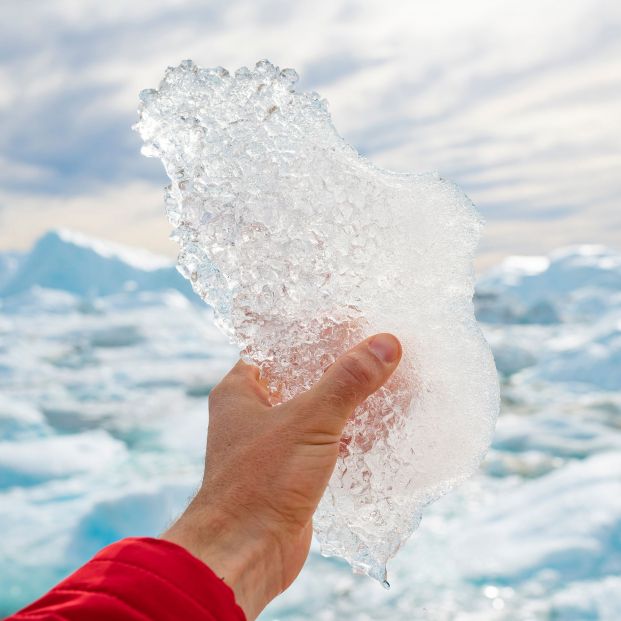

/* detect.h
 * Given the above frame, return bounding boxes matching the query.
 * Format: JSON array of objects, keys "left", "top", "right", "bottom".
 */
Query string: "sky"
[{"left": 0, "top": 0, "right": 619, "bottom": 268}]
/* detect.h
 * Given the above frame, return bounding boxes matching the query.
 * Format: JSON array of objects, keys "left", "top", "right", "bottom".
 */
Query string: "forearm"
[{"left": 161, "top": 495, "right": 287, "bottom": 621}]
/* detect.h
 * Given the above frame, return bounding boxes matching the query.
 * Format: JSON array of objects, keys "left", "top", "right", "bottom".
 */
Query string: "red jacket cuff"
[{"left": 9, "top": 537, "right": 247, "bottom": 621}]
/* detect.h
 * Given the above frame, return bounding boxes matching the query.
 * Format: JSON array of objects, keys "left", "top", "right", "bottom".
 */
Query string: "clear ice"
[{"left": 134, "top": 60, "right": 500, "bottom": 583}]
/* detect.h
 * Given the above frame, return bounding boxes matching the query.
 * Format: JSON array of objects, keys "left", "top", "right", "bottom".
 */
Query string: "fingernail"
[{"left": 368, "top": 334, "right": 400, "bottom": 364}]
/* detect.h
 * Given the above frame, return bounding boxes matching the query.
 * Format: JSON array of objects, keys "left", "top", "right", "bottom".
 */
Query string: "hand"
[{"left": 162, "top": 333, "right": 402, "bottom": 620}]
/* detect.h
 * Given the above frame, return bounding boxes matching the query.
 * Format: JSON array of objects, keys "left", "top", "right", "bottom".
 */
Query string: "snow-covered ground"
[{"left": 1, "top": 232, "right": 620, "bottom": 620}]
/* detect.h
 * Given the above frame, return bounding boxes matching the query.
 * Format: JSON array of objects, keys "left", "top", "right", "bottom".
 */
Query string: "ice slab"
[{"left": 135, "top": 59, "right": 499, "bottom": 582}]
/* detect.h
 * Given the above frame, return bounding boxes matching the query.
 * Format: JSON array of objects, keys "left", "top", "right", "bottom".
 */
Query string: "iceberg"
[
  {"left": 0, "top": 229, "right": 192, "bottom": 299},
  {"left": 476, "top": 245, "right": 621, "bottom": 325},
  {"left": 478, "top": 245, "right": 621, "bottom": 393},
  {"left": 135, "top": 59, "right": 499, "bottom": 582}
]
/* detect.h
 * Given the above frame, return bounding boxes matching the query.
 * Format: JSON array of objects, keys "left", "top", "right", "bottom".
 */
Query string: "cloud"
[
  {"left": 0, "top": 0, "right": 620, "bottom": 265},
  {"left": 0, "top": 182, "right": 174, "bottom": 256}
]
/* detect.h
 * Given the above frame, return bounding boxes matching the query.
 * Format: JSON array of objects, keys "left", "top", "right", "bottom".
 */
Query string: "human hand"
[{"left": 162, "top": 333, "right": 402, "bottom": 620}]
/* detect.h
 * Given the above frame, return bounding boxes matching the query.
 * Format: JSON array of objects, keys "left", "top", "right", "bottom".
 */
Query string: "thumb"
[{"left": 291, "top": 333, "right": 402, "bottom": 437}]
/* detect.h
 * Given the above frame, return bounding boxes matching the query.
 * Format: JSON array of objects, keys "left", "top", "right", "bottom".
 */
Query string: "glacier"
[
  {"left": 0, "top": 232, "right": 621, "bottom": 618},
  {"left": 134, "top": 59, "right": 499, "bottom": 581}
]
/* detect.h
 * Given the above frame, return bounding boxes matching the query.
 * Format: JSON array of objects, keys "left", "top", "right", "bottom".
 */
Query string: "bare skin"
[{"left": 162, "top": 333, "right": 402, "bottom": 620}]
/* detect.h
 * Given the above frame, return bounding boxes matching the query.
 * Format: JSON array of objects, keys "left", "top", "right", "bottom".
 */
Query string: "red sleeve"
[{"left": 7, "top": 537, "right": 247, "bottom": 621}]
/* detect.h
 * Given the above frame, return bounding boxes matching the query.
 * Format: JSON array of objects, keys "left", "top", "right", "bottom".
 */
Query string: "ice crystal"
[{"left": 135, "top": 59, "right": 499, "bottom": 583}]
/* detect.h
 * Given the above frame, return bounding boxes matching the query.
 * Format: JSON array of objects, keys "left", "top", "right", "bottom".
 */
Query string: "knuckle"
[
  {"left": 318, "top": 388, "right": 349, "bottom": 413},
  {"left": 337, "top": 353, "right": 374, "bottom": 388}
]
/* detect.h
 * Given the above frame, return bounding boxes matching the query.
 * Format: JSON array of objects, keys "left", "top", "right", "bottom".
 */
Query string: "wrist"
[{"left": 161, "top": 501, "right": 282, "bottom": 620}]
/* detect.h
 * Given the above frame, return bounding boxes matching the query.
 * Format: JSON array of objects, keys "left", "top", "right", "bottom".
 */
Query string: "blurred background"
[{"left": 1, "top": 0, "right": 620, "bottom": 619}]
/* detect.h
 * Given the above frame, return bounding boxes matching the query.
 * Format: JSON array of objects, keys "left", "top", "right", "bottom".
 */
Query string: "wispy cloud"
[{"left": 0, "top": 0, "right": 619, "bottom": 266}]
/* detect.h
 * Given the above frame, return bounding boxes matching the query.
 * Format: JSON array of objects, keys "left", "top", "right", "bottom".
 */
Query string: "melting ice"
[{"left": 134, "top": 59, "right": 500, "bottom": 581}]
